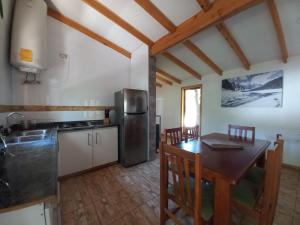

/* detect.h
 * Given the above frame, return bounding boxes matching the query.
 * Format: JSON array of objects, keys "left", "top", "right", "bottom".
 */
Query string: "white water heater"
[{"left": 10, "top": 0, "right": 47, "bottom": 74}]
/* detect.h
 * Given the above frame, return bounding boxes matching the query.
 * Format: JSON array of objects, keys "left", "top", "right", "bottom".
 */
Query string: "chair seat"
[
  {"left": 168, "top": 180, "right": 214, "bottom": 221},
  {"left": 233, "top": 179, "right": 259, "bottom": 209},
  {"left": 245, "top": 166, "right": 265, "bottom": 187}
]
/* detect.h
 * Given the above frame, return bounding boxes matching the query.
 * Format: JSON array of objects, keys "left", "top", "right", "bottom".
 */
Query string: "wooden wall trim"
[
  {"left": 47, "top": 8, "right": 131, "bottom": 58},
  {"left": 0, "top": 105, "right": 116, "bottom": 113}
]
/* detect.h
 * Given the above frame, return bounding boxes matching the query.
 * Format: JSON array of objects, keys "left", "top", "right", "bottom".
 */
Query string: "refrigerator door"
[
  {"left": 124, "top": 89, "right": 147, "bottom": 113},
  {"left": 123, "top": 113, "right": 148, "bottom": 166}
]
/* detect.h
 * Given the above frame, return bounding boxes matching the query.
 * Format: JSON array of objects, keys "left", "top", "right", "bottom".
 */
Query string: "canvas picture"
[{"left": 221, "top": 70, "right": 283, "bottom": 107}]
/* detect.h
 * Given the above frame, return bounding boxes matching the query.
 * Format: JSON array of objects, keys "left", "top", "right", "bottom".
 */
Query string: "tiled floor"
[{"left": 60, "top": 158, "right": 300, "bottom": 225}]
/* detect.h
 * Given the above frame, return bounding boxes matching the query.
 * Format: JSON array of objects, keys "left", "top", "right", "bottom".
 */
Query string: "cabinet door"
[
  {"left": 93, "top": 127, "right": 118, "bottom": 167},
  {"left": 0, "top": 203, "right": 46, "bottom": 225},
  {"left": 58, "top": 130, "right": 93, "bottom": 176}
]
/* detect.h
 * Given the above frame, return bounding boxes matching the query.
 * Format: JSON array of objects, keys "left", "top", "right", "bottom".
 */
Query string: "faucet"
[
  {"left": 6, "top": 112, "right": 25, "bottom": 132},
  {"left": 0, "top": 134, "right": 8, "bottom": 156}
]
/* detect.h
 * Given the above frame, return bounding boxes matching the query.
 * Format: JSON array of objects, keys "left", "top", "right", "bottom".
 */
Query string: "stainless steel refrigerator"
[{"left": 115, "top": 89, "right": 148, "bottom": 167}]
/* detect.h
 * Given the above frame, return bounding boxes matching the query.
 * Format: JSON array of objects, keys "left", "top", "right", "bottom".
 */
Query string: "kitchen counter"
[
  {"left": 0, "top": 120, "right": 119, "bottom": 212},
  {"left": 0, "top": 129, "right": 58, "bottom": 212}
]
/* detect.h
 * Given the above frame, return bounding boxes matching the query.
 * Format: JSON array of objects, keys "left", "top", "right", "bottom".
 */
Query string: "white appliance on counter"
[{"left": 10, "top": 0, "right": 47, "bottom": 74}]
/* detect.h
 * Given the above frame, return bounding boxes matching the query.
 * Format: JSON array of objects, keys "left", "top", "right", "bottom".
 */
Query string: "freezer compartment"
[
  {"left": 122, "top": 113, "right": 148, "bottom": 166},
  {"left": 123, "top": 89, "right": 148, "bottom": 114}
]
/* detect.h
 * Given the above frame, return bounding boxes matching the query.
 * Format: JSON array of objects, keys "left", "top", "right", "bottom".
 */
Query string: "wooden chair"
[
  {"left": 232, "top": 135, "right": 284, "bottom": 225},
  {"left": 184, "top": 125, "right": 200, "bottom": 140},
  {"left": 228, "top": 124, "right": 255, "bottom": 143},
  {"left": 160, "top": 143, "right": 214, "bottom": 225},
  {"left": 164, "top": 127, "right": 186, "bottom": 145}
]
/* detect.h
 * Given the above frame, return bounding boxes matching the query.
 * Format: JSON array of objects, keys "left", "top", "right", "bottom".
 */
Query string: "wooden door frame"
[{"left": 181, "top": 84, "right": 203, "bottom": 136}]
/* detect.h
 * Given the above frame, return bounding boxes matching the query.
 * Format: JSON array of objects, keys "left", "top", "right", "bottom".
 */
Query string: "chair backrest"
[
  {"left": 260, "top": 135, "right": 284, "bottom": 225},
  {"left": 228, "top": 124, "right": 255, "bottom": 142},
  {"left": 184, "top": 125, "right": 200, "bottom": 140},
  {"left": 160, "top": 143, "right": 202, "bottom": 224},
  {"left": 164, "top": 127, "right": 185, "bottom": 145}
]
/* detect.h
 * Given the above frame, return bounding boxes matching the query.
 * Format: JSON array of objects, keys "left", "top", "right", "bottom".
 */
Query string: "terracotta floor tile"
[{"left": 60, "top": 158, "right": 300, "bottom": 225}]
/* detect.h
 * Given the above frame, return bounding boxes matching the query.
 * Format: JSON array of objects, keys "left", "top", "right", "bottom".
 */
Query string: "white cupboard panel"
[
  {"left": 93, "top": 127, "right": 118, "bottom": 167},
  {"left": 58, "top": 130, "right": 93, "bottom": 176}
]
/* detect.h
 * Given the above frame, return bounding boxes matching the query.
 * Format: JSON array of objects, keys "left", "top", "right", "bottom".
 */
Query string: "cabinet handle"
[
  {"left": 96, "top": 132, "right": 98, "bottom": 145},
  {"left": 88, "top": 133, "right": 91, "bottom": 146}
]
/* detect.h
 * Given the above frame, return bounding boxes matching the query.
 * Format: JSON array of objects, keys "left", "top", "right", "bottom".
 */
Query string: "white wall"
[
  {"left": 9, "top": 16, "right": 130, "bottom": 123},
  {"left": 130, "top": 44, "right": 149, "bottom": 90},
  {"left": 156, "top": 79, "right": 200, "bottom": 131},
  {"left": 0, "top": 0, "right": 14, "bottom": 124},
  {"left": 202, "top": 55, "right": 300, "bottom": 166},
  {"left": 157, "top": 55, "right": 300, "bottom": 166}
]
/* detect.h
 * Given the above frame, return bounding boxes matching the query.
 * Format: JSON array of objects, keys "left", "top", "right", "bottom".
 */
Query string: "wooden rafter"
[
  {"left": 82, "top": 0, "right": 153, "bottom": 46},
  {"left": 196, "top": 0, "right": 251, "bottom": 70},
  {"left": 151, "top": 0, "right": 264, "bottom": 55},
  {"left": 216, "top": 23, "right": 251, "bottom": 70},
  {"left": 84, "top": 0, "right": 200, "bottom": 78},
  {"left": 267, "top": 0, "right": 288, "bottom": 63},
  {"left": 197, "top": 0, "right": 211, "bottom": 11},
  {"left": 48, "top": 9, "right": 131, "bottom": 58},
  {"left": 134, "top": 0, "right": 175, "bottom": 32},
  {"left": 156, "top": 68, "right": 181, "bottom": 84},
  {"left": 156, "top": 75, "right": 173, "bottom": 85},
  {"left": 183, "top": 40, "right": 223, "bottom": 75},
  {"left": 156, "top": 82, "right": 163, "bottom": 88},
  {"left": 134, "top": 0, "right": 222, "bottom": 77},
  {"left": 163, "top": 52, "right": 202, "bottom": 80}
]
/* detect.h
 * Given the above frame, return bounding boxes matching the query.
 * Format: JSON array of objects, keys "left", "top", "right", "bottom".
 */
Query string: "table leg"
[
  {"left": 214, "top": 178, "right": 232, "bottom": 225},
  {"left": 256, "top": 152, "right": 266, "bottom": 168}
]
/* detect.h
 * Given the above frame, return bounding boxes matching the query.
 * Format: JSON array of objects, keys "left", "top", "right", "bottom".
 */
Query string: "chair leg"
[{"left": 160, "top": 201, "right": 168, "bottom": 225}]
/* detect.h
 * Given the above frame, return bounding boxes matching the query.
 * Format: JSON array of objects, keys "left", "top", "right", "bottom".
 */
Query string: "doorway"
[{"left": 181, "top": 84, "right": 202, "bottom": 133}]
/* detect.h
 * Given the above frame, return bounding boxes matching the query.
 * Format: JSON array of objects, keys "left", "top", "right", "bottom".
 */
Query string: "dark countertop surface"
[
  {"left": 0, "top": 129, "right": 58, "bottom": 210},
  {"left": 0, "top": 120, "right": 118, "bottom": 211}
]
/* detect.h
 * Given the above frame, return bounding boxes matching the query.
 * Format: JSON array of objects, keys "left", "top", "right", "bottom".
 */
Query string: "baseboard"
[
  {"left": 282, "top": 163, "right": 300, "bottom": 171},
  {"left": 58, "top": 161, "right": 118, "bottom": 181}
]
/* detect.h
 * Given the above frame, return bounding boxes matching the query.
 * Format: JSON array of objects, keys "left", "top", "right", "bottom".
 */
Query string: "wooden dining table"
[{"left": 175, "top": 132, "right": 271, "bottom": 225}]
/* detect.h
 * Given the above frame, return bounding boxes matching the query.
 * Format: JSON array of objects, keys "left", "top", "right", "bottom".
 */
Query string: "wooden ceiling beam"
[
  {"left": 151, "top": 0, "right": 264, "bottom": 55},
  {"left": 156, "top": 75, "right": 173, "bottom": 85},
  {"left": 197, "top": 0, "right": 211, "bottom": 11},
  {"left": 196, "top": 1, "right": 251, "bottom": 70},
  {"left": 48, "top": 9, "right": 131, "bottom": 58},
  {"left": 83, "top": 0, "right": 154, "bottom": 46},
  {"left": 216, "top": 23, "right": 251, "bottom": 70},
  {"left": 156, "top": 82, "right": 163, "bottom": 88},
  {"left": 183, "top": 40, "right": 223, "bottom": 75},
  {"left": 162, "top": 52, "right": 202, "bottom": 80},
  {"left": 156, "top": 68, "right": 182, "bottom": 84},
  {"left": 267, "top": 0, "right": 288, "bottom": 63},
  {"left": 134, "top": 0, "right": 176, "bottom": 32},
  {"left": 135, "top": 0, "right": 222, "bottom": 74}
]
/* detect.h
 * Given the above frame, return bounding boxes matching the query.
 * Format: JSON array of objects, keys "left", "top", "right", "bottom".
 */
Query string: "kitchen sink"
[
  {"left": 13, "top": 129, "right": 48, "bottom": 137},
  {"left": 5, "top": 129, "right": 49, "bottom": 145}
]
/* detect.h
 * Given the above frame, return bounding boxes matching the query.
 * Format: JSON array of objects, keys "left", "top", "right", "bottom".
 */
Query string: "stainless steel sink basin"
[
  {"left": 6, "top": 129, "right": 49, "bottom": 145},
  {"left": 14, "top": 129, "right": 47, "bottom": 137}
]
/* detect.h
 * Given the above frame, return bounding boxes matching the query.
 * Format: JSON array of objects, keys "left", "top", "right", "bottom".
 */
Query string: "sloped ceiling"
[{"left": 48, "top": 0, "right": 300, "bottom": 81}]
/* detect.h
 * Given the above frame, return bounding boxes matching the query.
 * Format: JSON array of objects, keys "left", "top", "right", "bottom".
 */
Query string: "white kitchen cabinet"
[
  {"left": 58, "top": 130, "right": 93, "bottom": 176},
  {"left": 93, "top": 127, "right": 118, "bottom": 167},
  {"left": 0, "top": 203, "right": 46, "bottom": 225},
  {"left": 58, "top": 127, "right": 118, "bottom": 177}
]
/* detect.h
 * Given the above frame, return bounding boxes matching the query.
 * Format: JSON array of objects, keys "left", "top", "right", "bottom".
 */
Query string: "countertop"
[
  {"left": 0, "top": 120, "right": 119, "bottom": 212},
  {"left": 0, "top": 129, "right": 58, "bottom": 211}
]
